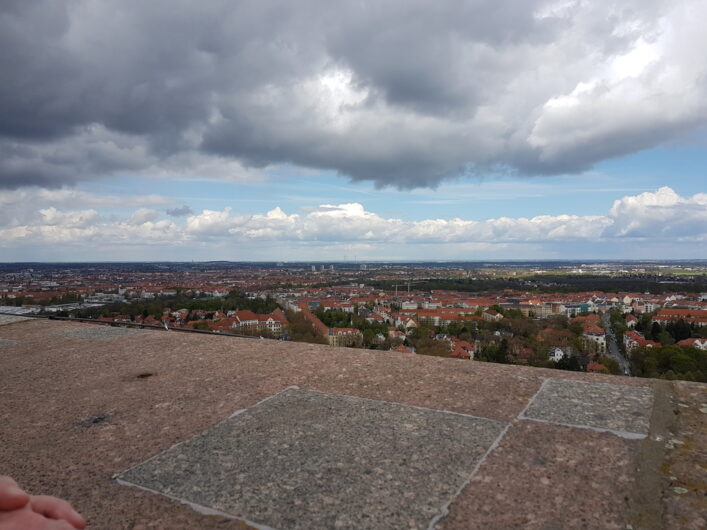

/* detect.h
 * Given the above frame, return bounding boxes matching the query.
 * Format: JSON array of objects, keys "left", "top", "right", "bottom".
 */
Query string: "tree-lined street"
[{"left": 602, "top": 312, "right": 631, "bottom": 376}]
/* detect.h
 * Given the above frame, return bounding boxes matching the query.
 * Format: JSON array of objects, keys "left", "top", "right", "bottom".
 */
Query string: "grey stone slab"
[
  {"left": 520, "top": 379, "right": 654, "bottom": 437},
  {"left": 56, "top": 325, "right": 144, "bottom": 341},
  {"left": 117, "top": 388, "right": 508, "bottom": 530},
  {"left": 0, "top": 338, "right": 18, "bottom": 347},
  {"left": 0, "top": 315, "right": 32, "bottom": 326}
]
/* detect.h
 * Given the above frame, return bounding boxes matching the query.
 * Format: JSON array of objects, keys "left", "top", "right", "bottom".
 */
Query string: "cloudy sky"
[{"left": 1, "top": 0, "right": 705, "bottom": 261}]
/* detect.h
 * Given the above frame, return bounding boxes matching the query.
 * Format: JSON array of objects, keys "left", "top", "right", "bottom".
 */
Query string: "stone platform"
[{"left": 1, "top": 319, "right": 705, "bottom": 529}]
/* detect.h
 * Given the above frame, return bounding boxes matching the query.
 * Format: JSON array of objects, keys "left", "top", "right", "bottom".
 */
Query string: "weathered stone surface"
[
  {"left": 1, "top": 319, "right": 703, "bottom": 529},
  {"left": 520, "top": 378, "right": 654, "bottom": 436},
  {"left": 119, "top": 388, "right": 507, "bottom": 530},
  {"left": 441, "top": 420, "right": 638, "bottom": 529},
  {"left": 0, "top": 314, "right": 32, "bottom": 326},
  {"left": 662, "top": 381, "right": 707, "bottom": 529},
  {"left": 56, "top": 325, "right": 145, "bottom": 341}
]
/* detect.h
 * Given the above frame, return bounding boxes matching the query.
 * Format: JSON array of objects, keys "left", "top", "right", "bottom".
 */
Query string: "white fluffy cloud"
[
  {"left": 527, "top": 2, "right": 707, "bottom": 169},
  {"left": 0, "top": 188, "right": 174, "bottom": 209},
  {"left": 183, "top": 205, "right": 614, "bottom": 244},
  {"left": 38, "top": 207, "right": 100, "bottom": 229},
  {"left": 604, "top": 187, "right": 707, "bottom": 239},
  {"left": 2, "top": 188, "right": 704, "bottom": 256},
  {"left": 0, "top": 188, "right": 175, "bottom": 226},
  {"left": 128, "top": 208, "right": 160, "bottom": 225},
  {"left": 0, "top": 188, "right": 183, "bottom": 247}
]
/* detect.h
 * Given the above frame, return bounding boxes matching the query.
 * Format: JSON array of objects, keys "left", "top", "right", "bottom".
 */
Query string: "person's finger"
[
  {"left": 0, "top": 476, "right": 30, "bottom": 511},
  {"left": 0, "top": 508, "right": 78, "bottom": 530},
  {"left": 30, "top": 495, "right": 86, "bottom": 529},
  {"left": 44, "top": 518, "right": 79, "bottom": 530}
]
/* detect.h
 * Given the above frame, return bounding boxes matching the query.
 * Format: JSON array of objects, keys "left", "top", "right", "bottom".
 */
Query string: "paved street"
[{"left": 602, "top": 312, "right": 631, "bottom": 376}]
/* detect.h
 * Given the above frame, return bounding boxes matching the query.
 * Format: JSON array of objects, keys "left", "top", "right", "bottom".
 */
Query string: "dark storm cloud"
[{"left": 1, "top": 0, "right": 705, "bottom": 189}]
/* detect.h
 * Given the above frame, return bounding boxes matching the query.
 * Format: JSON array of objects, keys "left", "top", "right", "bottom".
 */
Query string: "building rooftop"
[{"left": 1, "top": 318, "right": 705, "bottom": 529}]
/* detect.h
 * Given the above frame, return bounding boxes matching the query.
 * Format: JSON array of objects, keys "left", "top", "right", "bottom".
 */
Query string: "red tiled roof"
[
  {"left": 572, "top": 314, "right": 600, "bottom": 324},
  {"left": 677, "top": 338, "right": 707, "bottom": 348},
  {"left": 656, "top": 308, "right": 707, "bottom": 317},
  {"left": 583, "top": 325, "right": 604, "bottom": 335},
  {"left": 587, "top": 363, "right": 607, "bottom": 373}
]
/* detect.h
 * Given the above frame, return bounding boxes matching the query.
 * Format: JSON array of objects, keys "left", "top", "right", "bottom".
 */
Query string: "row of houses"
[
  {"left": 301, "top": 310, "right": 364, "bottom": 347},
  {"left": 652, "top": 308, "right": 707, "bottom": 327},
  {"left": 624, "top": 330, "right": 707, "bottom": 352},
  {"left": 98, "top": 307, "right": 291, "bottom": 337},
  {"left": 571, "top": 314, "right": 607, "bottom": 354},
  {"left": 211, "top": 308, "right": 289, "bottom": 337},
  {"left": 623, "top": 330, "right": 661, "bottom": 352}
]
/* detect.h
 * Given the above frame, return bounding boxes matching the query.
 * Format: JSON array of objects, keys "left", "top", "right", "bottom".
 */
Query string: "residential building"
[{"left": 676, "top": 337, "right": 707, "bottom": 350}]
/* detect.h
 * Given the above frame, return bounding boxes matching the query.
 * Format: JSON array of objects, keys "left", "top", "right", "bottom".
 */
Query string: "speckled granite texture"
[
  {"left": 55, "top": 325, "right": 145, "bottom": 340},
  {"left": 662, "top": 382, "right": 707, "bottom": 529},
  {"left": 443, "top": 420, "right": 637, "bottom": 529},
  {"left": 0, "top": 319, "right": 704, "bottom": 529},
  {"left": 0, "top": 314, "right": 32, "bottom": 326},
  {"left": 520, "top": 378, "right": 654, "bottom": 436},
  {"left": 119, "top": 388, "right": 507, "bottom": 529}
]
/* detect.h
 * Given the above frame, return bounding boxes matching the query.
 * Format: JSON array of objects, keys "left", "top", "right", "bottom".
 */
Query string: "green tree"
[
  {"left": 479, "top": 339, "right": 509, "bottom": 364},
  {"left": 556, "top": 354, "right": 581, "bottom": 371},
  {"left": 649, "top": 322, "right": 662, "bottom": 341},
  {"left": 569, "top": 321, "right": 584, "bottom": 336},
  {"left": 413, "top": 337, "right": 452, "bottom": 357},
  {"left": 657, "top": 330, "right": 675, "bottom": 346},
  {"left": 670, "top": 352, "right": 696, "bottom": 373},
  {"left": 285, "top": 310, "right": 328, "bottom": 345},
  {"left": 599, "top": 355, "right": 621, "bottom": 375}
]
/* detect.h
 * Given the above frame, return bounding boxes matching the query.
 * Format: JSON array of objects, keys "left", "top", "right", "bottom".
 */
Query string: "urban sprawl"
[{"left": 2, "top": 262, "right": 706, "bottom": 382}]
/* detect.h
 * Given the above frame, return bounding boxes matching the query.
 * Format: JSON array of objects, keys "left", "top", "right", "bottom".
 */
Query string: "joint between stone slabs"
[
  {"left": 549, "top": 378, "right": 653, "bottom": 391},
  {"left": 515, "top": 377, "right": 550, "bottom": 420},
  {"left": 302, "top": 385, "right": 507, "bottom": 423},
  {"left": 516, "top": 377, "right": 653, "bottom": 439},
  {"left": 116, "top": 386, "right": 510, "bottom": 530},
  {"left": 229, "top": 385, "right": 301, "bottom": 418},
  {"left": 627, "top": 380, "right": 677, "bottom": 530},
  {"left": 426, "top": 422, "right": 512, "bottom": 530},
  {"left": 517, "top": 415, "right": 647, "bottom": 440},
  {"left": 115, "top": 477, "right": 278, "bottom": 530},
  {"left": 115, "top": 384, "right": 302, "bottom": 480}
]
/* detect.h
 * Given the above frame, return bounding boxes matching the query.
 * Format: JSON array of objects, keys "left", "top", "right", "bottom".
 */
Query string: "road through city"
[{"left": 602, "top": 312, "right": 631, "bottom": 376}]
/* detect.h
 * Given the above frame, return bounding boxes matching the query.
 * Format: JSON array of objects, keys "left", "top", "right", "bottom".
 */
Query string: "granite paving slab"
[
  {"left": 0, "top": 314, "right": 33, "bottom": 326},
  {"left": 117, "top": 387, "right": 508, "bottom": 530},
  {"left": 520, "top": 378, "right": 654, "bottom": 437},
  {"left": 441, "top": 420, "right": 638, "bottom": 529},
  {"left": 56, "top": 325, "right": 145, "bottom": 341}
]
